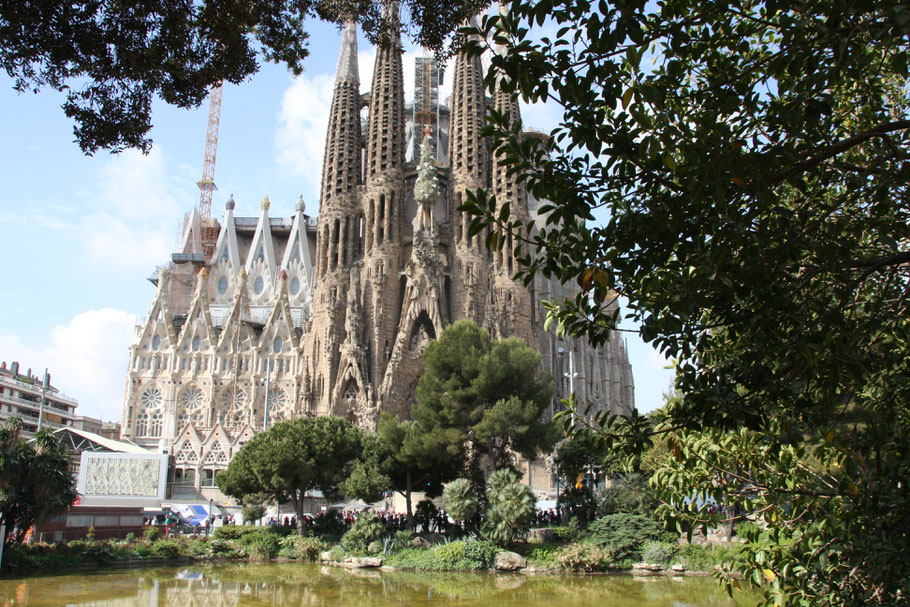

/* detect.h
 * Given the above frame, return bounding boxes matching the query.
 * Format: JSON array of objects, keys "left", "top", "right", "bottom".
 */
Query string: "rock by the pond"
[
  {"left": 632, "top": 562, "right": 651, "bottom": 570},
  {"left": 410, "top": 536, "right": 432, "bottom": 548},
  {"left": 527, "top": 528, "right": 555, "bottom": 543},
  {"left": 320, "top": 551, "right": 334, "bottom": 562},
  {"left": 671, "top": 563, "right": 686, "bottom": 572},
  {"left": 354, "top": 557, "right": 382, "bottom": 568},
  {"left": 494, "top": 551, "right": 527, "bottom": 571}
]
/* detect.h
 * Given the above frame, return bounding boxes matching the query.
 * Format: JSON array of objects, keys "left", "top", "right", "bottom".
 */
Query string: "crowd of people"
[{"left": 144, "top": 504, "right": 566, "bottom": 537}]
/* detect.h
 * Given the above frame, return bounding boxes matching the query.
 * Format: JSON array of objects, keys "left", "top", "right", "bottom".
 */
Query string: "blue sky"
[{"left": 0, "top": 18, "right": 673, "bottom": 423}]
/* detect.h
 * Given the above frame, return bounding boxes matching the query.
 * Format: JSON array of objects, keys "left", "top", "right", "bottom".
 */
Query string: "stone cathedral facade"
[{"left": 120, "top": 17, "right": 635, "bottom": 496}]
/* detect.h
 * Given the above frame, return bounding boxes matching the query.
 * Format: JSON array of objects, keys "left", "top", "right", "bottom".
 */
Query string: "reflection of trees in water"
[{"left": 2, "top": 563, "right": 757, "bottom": 606}]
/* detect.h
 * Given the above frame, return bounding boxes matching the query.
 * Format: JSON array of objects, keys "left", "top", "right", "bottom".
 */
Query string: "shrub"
[
  {"left": 559, "top": 486, "right": 597, "bottom": 525},
  {"left": 340, "top": 513, "right": 387, "bottom": 552},
  {"left": 433, "top": 542, "right": 474, "bottom": 570},
  {"left": 235, "top": 529, "right": 281, "bottom": 560},
  {"left": 278, "top": 535, "right": 327, "bottom": 560},
  {"left": 526, "top": 542, "right": 560, "bottom": 565},
  {"left": 312, "top": 512, "right": 348, "bottom": 537},
  {"left": 460, "top": 539, "right": 498, "bottom": 569},
  {"left": 483, "top": 469, "right": 536, "bottom": 546},
  {"left": 429, "top": 540, "right": 499, "bottom": 571},
  {"left": 640, "top": 540, "right": 676, "bottom": 565},
  {"left": 133, "top": 543, "right": 154, "bottom": 558},
  {"left": 584, "top": 514, "right": 675, "bottom": 562},
  {"left": 597, "top": 478, "right": 659, "bottom": 517},
  {"left": 555, "top": 543, "right": 612, "bottom": 572},
  {"left": 144, "top": 526, "right": 159, "bottom": 542},
  {"left": 207, "top": 538, "right": 245, "bottom": 558},
  {"left": 550, "top": 524, "right": 580, "bottom": 542},
  {"left": 415, "top": 499, "right": 439, "bottom": 532},
  {"left": 443, "top": 478, "right": 479, "bottom": 525},
  {"left": 150, "top": 539, "right": 182, "bottom": 559},
  {"left": 736, "top": 521, "right": 761, "bottom": 540},
  {"left": 245, "top": 535, "right": 279, "bottom": 561},
  {"left": 124, "top": 532, "right": 137, "bottom": 543},
  {"left": 673, "top": 542, "right": 745, "bottom": 571},
  {"left": 181, "top": 538, "right": 211, "bottom": 557},
  {"left": 385, "top": 547, "right": 440, "bottom": 571}
]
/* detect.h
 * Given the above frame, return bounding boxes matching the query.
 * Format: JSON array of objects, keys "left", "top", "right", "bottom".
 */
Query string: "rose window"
[
  {"left": 136, "top": 388, "right": 164, "bottom": 437},
  {"left": 266, "top": 389, "right": 290, "bottom": 423},
  {"left": 219, "top": 389, "right": 248, "bottom": 428},
  {"left": 177, "top": 388, "right": 206, "bottom": 428}
]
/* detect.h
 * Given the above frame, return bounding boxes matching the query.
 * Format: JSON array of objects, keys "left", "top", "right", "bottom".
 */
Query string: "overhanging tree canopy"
[
  {"left": 0, "top": 0, "right": 490, "bottom": 153},
  {"left": 462, "top": 1, "right": 910, "bottom": 605}
]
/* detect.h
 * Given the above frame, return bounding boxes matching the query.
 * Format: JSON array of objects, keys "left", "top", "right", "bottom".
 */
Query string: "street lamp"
[{"left": 557, "top": 347, "right": 578, "bottom": 426}]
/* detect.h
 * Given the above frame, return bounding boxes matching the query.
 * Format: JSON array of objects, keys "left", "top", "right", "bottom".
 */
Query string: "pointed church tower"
[
  {"left": 488, "top": 6, "right": 533, "bottom": 342},
  {"left": 307, "top": 20, "right": 365, "bottom": 415},
  {"left": 449, "top": 17, "right": 492, "bottom": 323},
  {"left": 361, "top": 1, "right": 408, "bottom": 392}
]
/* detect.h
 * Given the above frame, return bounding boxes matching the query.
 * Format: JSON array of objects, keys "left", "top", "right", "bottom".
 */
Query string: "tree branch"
[{"left": 770, "top": 119, "right": 910, "bottom": 185}]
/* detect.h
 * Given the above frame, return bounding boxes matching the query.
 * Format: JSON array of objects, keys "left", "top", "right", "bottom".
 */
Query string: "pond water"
[{"left": 0, "top": 563, "right": 759, "bottom": 606}]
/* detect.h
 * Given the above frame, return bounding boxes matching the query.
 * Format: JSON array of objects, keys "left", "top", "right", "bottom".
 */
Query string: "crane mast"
[{"left": 197, "top": 82, "right": 224, "bottom": 260}]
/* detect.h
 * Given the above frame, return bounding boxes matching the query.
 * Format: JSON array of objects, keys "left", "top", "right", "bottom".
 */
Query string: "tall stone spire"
[
  {"left": 489, "top": 3, "right": 532, "bottom": 342},
  {"left": 335, "top": 21, "right": 359, "bottom": 86},
  {"left": 319, "top": 20, "right": 363, "bottom": 229},
  {"left": 449, "top": 16, "right": 493, "bottom": 321},
  {"left": 306, "top": 20, "right": 367, "bottom": 418},
  {"left": 364, "top": 2, "right": 406, "bottom": 183},
  {"left": 361, "top": 1, "right": 408, "bottom": 391}
]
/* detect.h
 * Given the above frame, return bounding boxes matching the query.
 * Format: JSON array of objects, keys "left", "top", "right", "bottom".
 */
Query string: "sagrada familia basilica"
[{"left": 120, "top": 11, "right": 635, "bottom": 496}]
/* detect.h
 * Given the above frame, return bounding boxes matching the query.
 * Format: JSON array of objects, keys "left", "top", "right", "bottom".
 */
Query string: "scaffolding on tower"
[{"left": 412, "top": 56, "right": 443, "bottom": 160}]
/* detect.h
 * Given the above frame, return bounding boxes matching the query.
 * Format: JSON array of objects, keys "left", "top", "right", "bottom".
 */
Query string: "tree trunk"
[
  {"left": 293, "top": 489, "right": 307, "bottom": 537},
  {"left": 405, "top": 470, "right": 414, "bottom": 529}
]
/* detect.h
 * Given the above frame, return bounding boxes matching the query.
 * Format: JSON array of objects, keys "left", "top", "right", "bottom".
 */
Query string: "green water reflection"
[{"left": 0, "top": 563, "right": 759, "bottom": 606}]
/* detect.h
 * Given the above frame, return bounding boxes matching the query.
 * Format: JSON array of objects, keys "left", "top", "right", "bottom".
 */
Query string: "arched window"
[{"left": 136, "top": 388, "right": 163, "bottom": 437}]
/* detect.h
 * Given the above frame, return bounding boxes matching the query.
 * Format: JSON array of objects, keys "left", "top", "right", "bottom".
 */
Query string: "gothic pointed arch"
[
  {"left": 245, "top": 196, "right": 278, "bottom": 286},
  {"left": 200, "top": 424, "right": 232, "bottom": 467},
  {"left": 178, "top": 207, "right": 203, "bottom": 256},
  {"left": 136, "top": 270, "right": 178, "bottom": 349},
  {"left": 281, "top": 197, "right": 315, "bottom": 317},
  {"left": 216, "top": 272, "right": 256, "bottom": 353},
  {"left": 175, "top": 268, "right": 216, "bottom": 359},
  {"left": 212, "top": 196, "right": 242, "bottom": 272},
  {"left": 259, "top": 276, "right": 298, "bottom": 353}
]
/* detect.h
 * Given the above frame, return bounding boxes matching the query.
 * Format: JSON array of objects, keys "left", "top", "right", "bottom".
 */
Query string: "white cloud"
[
  {"left": 275, "top": 72, "right": 335, "bottom": 198},
  {"left": 0, "top": 308, "right": 137, "bottom": 422},
  {"left": 77, "top": 147, "right": 186, "bottom": 270}
]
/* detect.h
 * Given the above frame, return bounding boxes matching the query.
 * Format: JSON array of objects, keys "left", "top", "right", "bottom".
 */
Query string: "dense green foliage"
[
  {"left": 482, "top": 469, "right": 536, "bottom": 545},
  {"left": 412, "top": 320, "right": 558, "bottom": 480},
  {"left": 584, "top": 515, "right": 675, "bottom": 563},
  {"left": 442, "top": 478, "right": 478, "bottom": 526},
  {"left": 0, "top": 0, "right": 490, "bottom": 153},
  {"left": 596, "top": 474, "right": 659, "bottom": 518},
  {"left": 343, "top": 412, "right": 457, "bottom": 524},
  {"left": 340, "top": 512, "right": 387, "bottom": 552},
  {"left": 461, "top": 1, "right": 910, "bottom": 604},
  {"left": 385, "top": 539, "right": 498, "bottom": 571},
  {"left": 218, "top": 416, "right": 362, "bottom": 536},
  {"left": 0, "top": 417, "right": 77, "bottom": 546}
]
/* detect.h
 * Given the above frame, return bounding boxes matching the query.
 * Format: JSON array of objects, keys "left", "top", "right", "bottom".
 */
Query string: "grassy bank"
[{"left": 1, "top": 517, "right": 743, "bottom": 577}]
